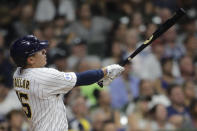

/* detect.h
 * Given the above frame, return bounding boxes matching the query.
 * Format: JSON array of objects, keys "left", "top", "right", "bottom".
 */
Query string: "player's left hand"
[
  {"left": 98, "top": 64, "right": 124, "bottom": 87},
  {"left": 105, "top": 64, "right": 125, "bottom": 79}
]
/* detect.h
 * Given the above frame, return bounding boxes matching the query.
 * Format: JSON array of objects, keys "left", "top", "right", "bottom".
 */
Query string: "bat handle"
[{"left": 119, "top": 57, "right": 131, "bottom": 67}]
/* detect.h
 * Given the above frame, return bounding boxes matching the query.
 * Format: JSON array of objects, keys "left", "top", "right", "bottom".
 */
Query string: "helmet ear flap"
[{"left": 12, "top": 56, "right": 27, "bottom": 67}]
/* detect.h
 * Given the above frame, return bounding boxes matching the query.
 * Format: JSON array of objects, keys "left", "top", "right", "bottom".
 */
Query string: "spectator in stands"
[
  {"left": 139, "top": 79, "right": 154, "bottom": 97},
  {"left": 68, "top": 2, "right": 112, "bottom": 57},
  {"left": 91, "top": 110, "right": 106, "bottom": 131},
  {"left": 40, "top": 22, "right": 55, "bottom": 42},
  {"left": 124, "top": 28, "right": 143, "bottom": 77},
  {"left": 154, "top": 57, "right": 180, "bottom": 94},
  {"left": 69, "top": 96, "right": 91, "bottom": 131},
  {"left": 130, "top": 0, "right": 144, "bottom": 12},
  {"left": 168, "top": 114, "right": 184, "bottom": 129},
  {"left": 194, "top": 64, "right": 197, "bottom": 88},
  {"left": 102, "top": 120, "right": 117, "bottom": 131},
  {"left": 32, "top": 27, "right": 44, "bottom": 40},
  {"left": 119, "top": 1, "right": 133, "bottom": 17},
  {"left": 0, "top": 80, "right": 21, "bottom": 118},
  {"left": 124, "top": 28, "right": 139, "bottom": 54},
  {"left": 76, "top": 56, "right": 102, "bottom": 107},
  {"left": 126, "top": 79, "right": 167, "bottom": 116},
  {"left": 0, "top": 119, "right": 8, "bottom": 131},
  {"left": 166, "top": 84, "right": 191, "bottom": 124},
  {"left": 149, "top": 104, "right": 175, "bottom": 130},
  {"left": 6, "top": 110, "right": 28, "bottom": 131},
  {"left": 102, "top": 40, "right": 124, "bottom": 66},
  {"left": 35, "top": 0, "right": 75, "bottom": 22},
  {"left": 49, "top": 48, "right": 68, "bottom": 72},
  {"left": 157, "top": 8, "right": 172, "bottom": 22},
  {"left": 188, "top": 99, "right": 197, "bottom": 129},
  {"left": 67, "top": 38, "right": 88, "bottom": 71},
  {"left": 139, "top": 39, "right": 164, "bottom": 80},
  {"left": 109, "top": 63, "right": 140, "bottom": 110},
  {"left": 0, "top": 33, "right": 5, "bottom": 49},
  {"left": 178, "top": 17, "right": 197, "bottom": 44},
  {"left": 64, "top": 88, "right": 81, "bottom": 121},
  {"left": 144, "top": 23, "right": 157, "bottom": 41},
  {"left": 53, "top": 15, "right": 68, "bottom": 38},
  {"left": 131, "top": 12, "right": 144, "bottom": 33},
  {"left": 163, "top": 26, "right": 185, "bottom": 60},
  {"left": 183, "top": 80, "right": 196, "bottom": 107},
  {"left": 91, "top": 90, "right": 121, "bottom": 128},
  {"left": 128, "top": 96, "right": 152, "bottom": 131},
  {"left": 184, "top": 35, "right": 197, "bottom": 62},
  {"left": 179, "top": 55, "right": 195, "bottom": 83},
  {"left": 105, "top": 17, "right": 129, "bottom": 57},
  {"left": 75, "top": 56, "right": 101, "bottom": 73},
  {"left": 12, "top": 3, "right": 35, "bottom": 37},
  {"left": 143, "top": 1, "right": 155, "bottom": 23},
  {"left": 0, "top": 48, "right": 15, "bottom": 88}
]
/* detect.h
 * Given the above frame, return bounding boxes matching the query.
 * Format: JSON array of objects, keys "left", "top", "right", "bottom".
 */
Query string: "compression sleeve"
[{"left": 75, "top": 69, "right": 104, "bottom": 86}]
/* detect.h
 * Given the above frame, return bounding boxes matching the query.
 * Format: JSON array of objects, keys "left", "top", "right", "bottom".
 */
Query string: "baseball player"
[{"left": 10, "top": 35, "right": 124, "bottom": 131}]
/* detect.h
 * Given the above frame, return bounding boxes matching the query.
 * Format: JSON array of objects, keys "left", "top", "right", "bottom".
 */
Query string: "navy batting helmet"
[{"left": 10, "top": 35, "right": 48, "bottom": 67}]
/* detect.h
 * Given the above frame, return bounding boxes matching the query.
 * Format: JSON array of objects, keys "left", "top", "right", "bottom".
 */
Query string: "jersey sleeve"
[{"left": 32, "top": 68, "right": 77, "bottom": 96}]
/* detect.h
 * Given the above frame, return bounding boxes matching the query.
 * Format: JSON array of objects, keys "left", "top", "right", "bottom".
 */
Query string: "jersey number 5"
[{"left": 16, "top": 91, "right": 32, "bottom": 119}]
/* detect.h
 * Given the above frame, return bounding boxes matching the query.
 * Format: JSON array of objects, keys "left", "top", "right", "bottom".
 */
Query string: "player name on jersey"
[{"left": 14, "top": 78, "right": 30, "bottom": 89}]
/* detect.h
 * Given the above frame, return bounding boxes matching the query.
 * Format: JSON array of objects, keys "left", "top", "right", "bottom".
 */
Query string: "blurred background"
[{"left": 0, "top": 0, "right": 197, "bottom": 131}]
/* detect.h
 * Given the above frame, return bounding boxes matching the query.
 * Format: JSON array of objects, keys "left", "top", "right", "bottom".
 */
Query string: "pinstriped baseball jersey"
[{"left": 13, "top": 67, "right": 77, "bottom": 131}]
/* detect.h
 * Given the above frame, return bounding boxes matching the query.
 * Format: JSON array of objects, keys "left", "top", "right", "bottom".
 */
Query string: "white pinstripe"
[{"left": 13, "top": 67, "right": 77, "bottom": 131}]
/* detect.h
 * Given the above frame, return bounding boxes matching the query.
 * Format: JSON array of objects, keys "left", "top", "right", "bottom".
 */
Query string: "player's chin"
[
  {"left": 43, "top": 60, "right": 47, "bottom": 66},
  {"left": 41, "top": 59, "right": 47, "bottom": 67}
]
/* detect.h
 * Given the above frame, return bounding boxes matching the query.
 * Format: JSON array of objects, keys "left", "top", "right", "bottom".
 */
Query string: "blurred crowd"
[{"left": 0, "top": 0, "right": 197, "bottom": 131}]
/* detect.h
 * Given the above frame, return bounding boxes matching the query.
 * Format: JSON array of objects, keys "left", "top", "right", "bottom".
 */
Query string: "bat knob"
[
  {"left": 179, "top": 8, "right": 186, "bottom": 15},
  {"left": 97, "top": 81, "right": 104, "bottom": 88}
]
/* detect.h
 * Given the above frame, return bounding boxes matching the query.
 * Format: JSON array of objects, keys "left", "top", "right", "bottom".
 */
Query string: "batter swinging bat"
[{"left": 98, "top": 8, "right": 186, "bottom": 87}]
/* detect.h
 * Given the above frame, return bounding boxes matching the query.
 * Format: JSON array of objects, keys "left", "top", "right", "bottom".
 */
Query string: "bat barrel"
[
  {"left": 98, "top": 8, "right": 186, "bottom": 87},
  {"left": 120, "top": 8, "right": 186, "bottom": 66},
  {"left": 178, "top": 8, "right": 186, "bottom": 17}
]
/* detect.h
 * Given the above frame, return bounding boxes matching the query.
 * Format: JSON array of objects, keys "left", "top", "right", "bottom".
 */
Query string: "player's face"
[
  {"left": 34, "top": 49, "right": 47, "bottom": 67},
  {"left": 28, "top": 49, "right": 47, "bottom": 68}
]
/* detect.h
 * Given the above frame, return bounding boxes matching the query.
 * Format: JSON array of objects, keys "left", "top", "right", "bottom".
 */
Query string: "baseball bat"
[{"left": 98, "top": 8, "right": 186, "bottom": 87}]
